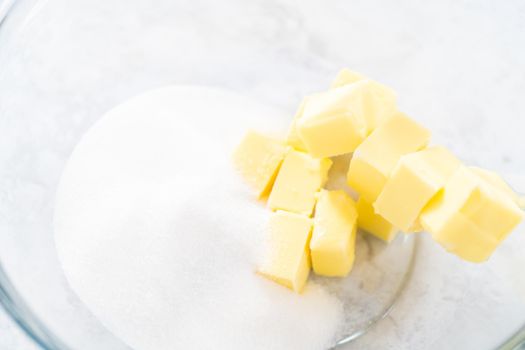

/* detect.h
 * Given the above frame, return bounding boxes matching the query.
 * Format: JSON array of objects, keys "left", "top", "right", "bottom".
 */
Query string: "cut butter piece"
[
  {"left": 286, "top": 98, "right": 307, "bottom": 151},
  {"left": 331, "top": 68, "right": 398, "bottom": 134},
  {"left": 374, "top": 146, "right": 461, "bottom": 232},
  {"left": 286, "top": 96, "right": 315, "bottom": 152},
  {"left": 420, "top": 166, "right": 524, "bottom": 262},
  {"left": 431, "top": 213, "right": 499, "bottom": 263},
  {"left": 331, "top": 68, "right": 365, "bottom": 88},
  {"left": 297, "top": 84, "right": 367, "bottom": 158},
  {"left": 268, "top": 150, "right": 332, "bottom": 216},
  {"left": 310, "top": 190, "right": 358, "bottom": 277},
  {"left": 258, "top": 211, "right": 312, "bottom": 293},
  {"left": 347, "top": 113, "right": 431, "bottom": 203},
  {"left": 360, "top": 80, "right": 398, "bottom": 135},
  {"left": 470, "top": 166, "right": 524, "bottom": 208},
  {"left": 356, "top": 197, "right": 398, "bottom": 242},
  {"left": 233, "top": 131, "right": 289, "bottom": 198}
]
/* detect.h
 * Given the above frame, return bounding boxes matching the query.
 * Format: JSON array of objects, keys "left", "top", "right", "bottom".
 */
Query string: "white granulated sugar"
[{"left": 54, "top": 86, "right": 343, "bottom": 350}]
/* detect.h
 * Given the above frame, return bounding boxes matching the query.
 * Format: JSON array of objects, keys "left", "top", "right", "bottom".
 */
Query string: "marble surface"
[{"left": 1, "top": 0, "right": 525, "bottom": 349}]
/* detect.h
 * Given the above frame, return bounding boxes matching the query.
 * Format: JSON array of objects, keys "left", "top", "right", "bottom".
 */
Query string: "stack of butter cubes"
[{"left": 234, "top": 69, "right": 524, "bottom": 293}]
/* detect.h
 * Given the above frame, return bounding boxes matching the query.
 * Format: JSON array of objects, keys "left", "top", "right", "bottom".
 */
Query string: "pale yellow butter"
[
  {"left": 420, "top": 166, "right": 524, "bottom": 262},
  {"left": 310, "top": 190, "right": 358, "bottom": 277},
  {"left": 286, "top": 96, "right": 316, "bottom": 152},
  {"left": 258, "top": 211, "right": 312, "bottom": 293},
  {"left": 347, "top": 113, "right": 431, "bottom": 203},
  {"left": 356, "top": 197, "right": 398, "bottom": 242},
  {"left": 331, "top": 68, "right": 397, "bottom": 134},
  {"left": 268, "top": 150, "right": 332, "bottom": 216},
  {"left": 431, "top": 213, "right": 499, "bottom": 263},
  {"left": 470, "top": 166, "right": 524, "bottom": 208},
  {"left": 297, "top": 84, "right": 367, "bottom": 158},
  {"left": 374, "top": 146, "right": 461, "bottom": 232},
  {"left": 330, "top": 68, "right": 365, "bottom": 88},
  {"left": 233, "top": 131, "right": 289, "bottom": 198},
  {"left": 286, "top": 99, "right": 307, "bottom": 151},
  {"left": 360, "top": 80, "right": 398, "bottom": 134}
]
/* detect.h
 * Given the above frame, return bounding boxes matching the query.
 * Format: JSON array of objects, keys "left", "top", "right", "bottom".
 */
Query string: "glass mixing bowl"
[{"left": 0, "top": 0, "right": 524, "bottom": 349}]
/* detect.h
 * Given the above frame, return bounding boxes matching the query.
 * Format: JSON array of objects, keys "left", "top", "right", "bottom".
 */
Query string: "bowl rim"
[
  {"left": 0, "top": 3, "right": 70, "bottom": 349},
  {"left": 0, "top": 266, "right": 70, "bottom": 350}
]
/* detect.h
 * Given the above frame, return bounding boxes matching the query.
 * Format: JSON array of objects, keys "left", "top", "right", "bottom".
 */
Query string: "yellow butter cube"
[
  {"left": 331, "top": 69, "right": 398, "bottom": 134},
  {"left": 310, "top": 190, "right": 358, "bottom": 277},
  {"left": 460, "top": 188, "right": 523, "bottom": 242},
  {"left": 347, "top": 113, "right": 431, "bottom": 203},
  {"left": 297, "top": 84, "right": 367, "bottom": 158},
  {"left": 286, "top": 96, "right": 314, "bottom": 152},
  {"left": 470, "top": 166, "right": 524, "bottom": 208},
  {"left": 286, "top": 100, "right": 306, "bottom": 151},
  {"left": 421, "top": 166, "right": 524, "bottom": 262},
  {"left": 432, "top": 213, "right": 499, "bottom": 263},
  {"left": 360, "top": 81, "right": 398, "bottom": 134},
  {"left": 374, "top": 147, "right": 461, "bottom": 232},
  {"left": 258, "top": 211, "right": 312, "bottom": 293},
  {"left": 331, "top": 68, "right": 366, "bottom": 88},
  {"left": 356, "top": 197, "right": 398, "bottom": 242},
  {"left": 268, "top": 150, "right": 332, "bottom": 216},
  {"left": 233, "top": 131, "right": 289, "bottom": 198}
]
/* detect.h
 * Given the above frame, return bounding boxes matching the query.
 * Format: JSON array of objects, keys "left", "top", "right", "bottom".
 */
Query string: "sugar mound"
[{"left": 54, "top": 86, "right": 343, "bottom": 350}]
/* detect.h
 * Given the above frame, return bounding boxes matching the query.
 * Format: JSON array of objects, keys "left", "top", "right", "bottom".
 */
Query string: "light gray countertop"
[{"left": 1, "top": 0, "right": 525, "bottom": 349}]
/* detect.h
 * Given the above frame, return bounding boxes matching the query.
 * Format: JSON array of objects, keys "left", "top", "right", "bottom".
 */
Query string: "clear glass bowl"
[{"left": 0, "top": 1, "right": 524, "bottom": 349}]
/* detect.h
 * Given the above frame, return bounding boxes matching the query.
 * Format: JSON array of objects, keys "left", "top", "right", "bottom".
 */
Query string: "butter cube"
[
  {"left": 258, "top": 211, "right": 312, "bottom": 293},
  {"left": 470, "top": 166, "right": 524, "bottom": 208},
  {"left": 268, "top": 150, "right": 332, "bottom": 216},
  {"left": 434, "top": 213, "right": 500, "bottom": 262},
  {"left": 347, "top": 113, "right": 431, "bottom": 203},
  {"left": 421, "top": 166, "right": 524, "bottom": 262},
  {"left": 360, "top": 81, "right": 398, "bottom": 134},
  {"left": 233, "top": 131, "right": 289, "bottom": 198},
  {"left": 331, "top": 69, "right": 398, "bottom": 134},
  {"left": 356, "top": 197, "right": 398, "bottom": 242},
  {"left": 286, "top": 97, "right": 313, "bottom": 152},
  {"left": 331, "top": 68, "right": 365, "bottom": 88},
  {"left": 374, "top": 147, "right": 461, "bottom": 232},
  {"left": 310, "top": 190, "right": 358, "bottom": 277},
  {"left": 286, "top": 101, "right": 306, "bottom": 151},
  {"left": 297, "top": 84, "right": 367, "bottom": 158}
]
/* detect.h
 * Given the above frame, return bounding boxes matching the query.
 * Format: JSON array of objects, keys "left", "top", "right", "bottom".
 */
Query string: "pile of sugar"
[{"left": 54, "top": 86, "right": 344, "bottom": 350}]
